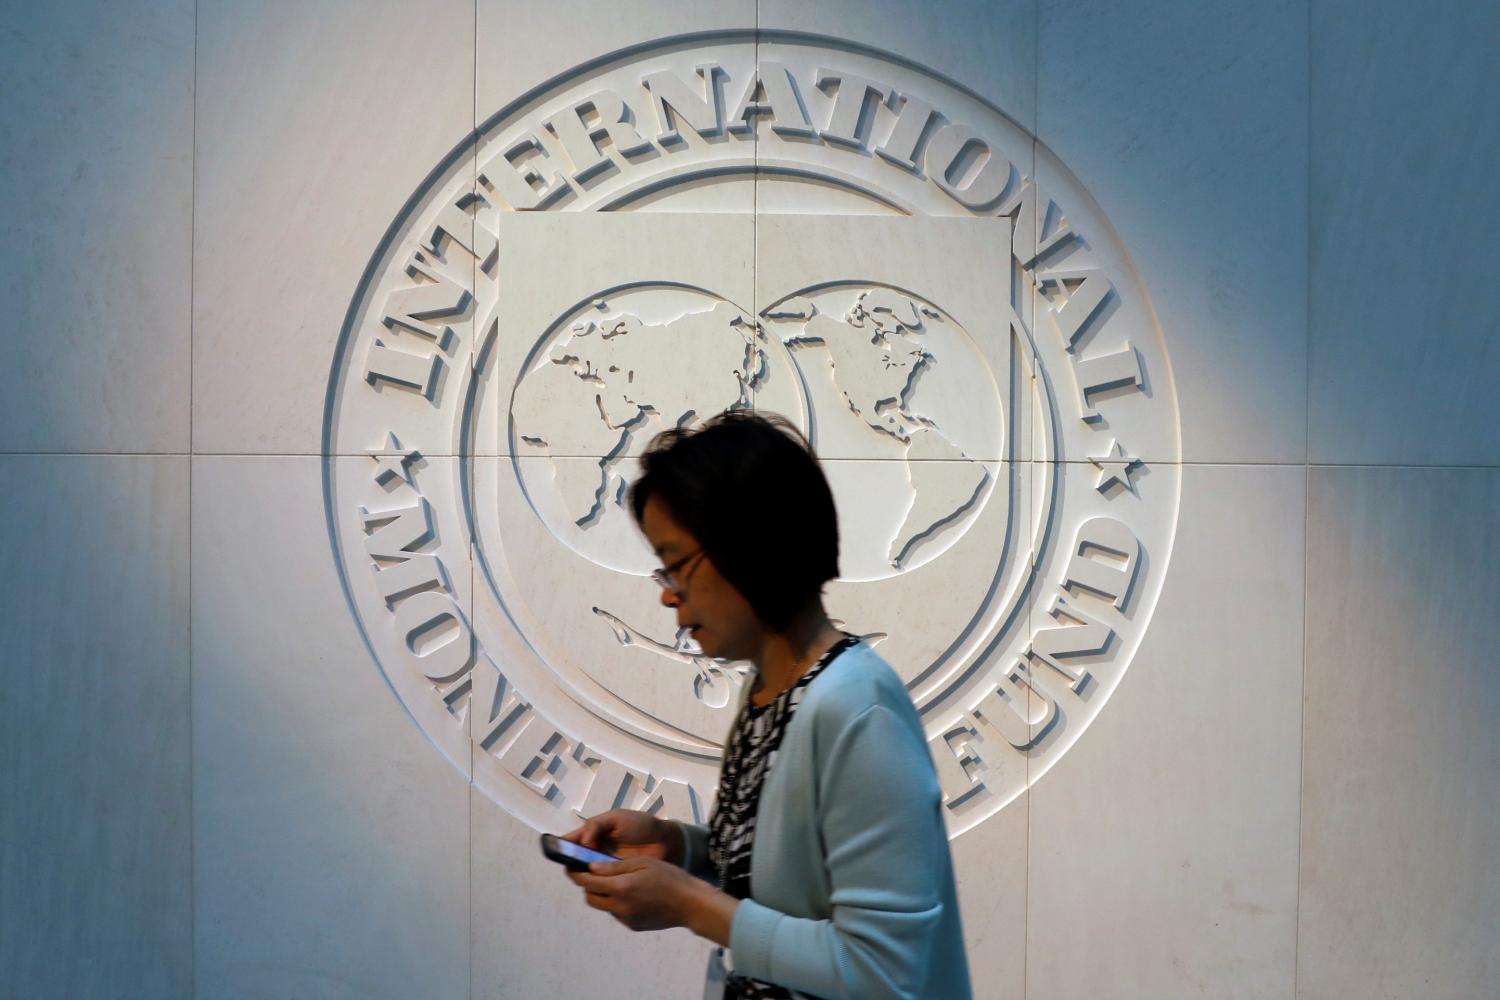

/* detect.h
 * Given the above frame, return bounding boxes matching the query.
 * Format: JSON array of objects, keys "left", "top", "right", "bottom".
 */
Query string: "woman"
[{"left": 562, "top": 411, "right": 971, "bottom": 1000}]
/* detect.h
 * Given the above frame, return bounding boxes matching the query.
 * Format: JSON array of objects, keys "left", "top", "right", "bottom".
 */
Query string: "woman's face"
[{"left": 640, "top": 495, "right": 764, "bottom": 662}]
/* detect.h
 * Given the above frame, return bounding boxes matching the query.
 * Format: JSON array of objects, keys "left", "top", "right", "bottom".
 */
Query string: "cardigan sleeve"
[
  {"left": 673, "top": 821, "right": 716, "bottom": 882},
  {"left": 728, "top": 702, "right": 948, "bottom": 1000}
]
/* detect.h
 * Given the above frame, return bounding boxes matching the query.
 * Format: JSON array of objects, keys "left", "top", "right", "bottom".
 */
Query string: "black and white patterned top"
[{"left": 709, "top": 635, "right": 861, "bottom": 1000}]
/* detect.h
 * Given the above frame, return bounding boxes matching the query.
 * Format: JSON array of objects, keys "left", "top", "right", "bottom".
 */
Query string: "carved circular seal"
[{"left": 324, "top": 32, "right": 1181, "bottom": 837}]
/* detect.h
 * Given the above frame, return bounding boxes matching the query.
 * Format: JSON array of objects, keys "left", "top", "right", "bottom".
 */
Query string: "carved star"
[
  {"left": 1089, "top": 439, "right": 1142, "bottom": 495},
  {"left": 369, "top": 432, "right": 422, "bottom": 488}
]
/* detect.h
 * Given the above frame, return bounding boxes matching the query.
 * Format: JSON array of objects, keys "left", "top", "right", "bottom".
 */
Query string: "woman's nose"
[{"left": 660, "top": 586, "right": 682, "bottom": 609}]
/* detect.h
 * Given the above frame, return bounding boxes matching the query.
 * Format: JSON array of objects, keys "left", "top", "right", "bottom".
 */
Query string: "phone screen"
[{"left": 541, "top": 834, "right": 618, "bottom": 867}]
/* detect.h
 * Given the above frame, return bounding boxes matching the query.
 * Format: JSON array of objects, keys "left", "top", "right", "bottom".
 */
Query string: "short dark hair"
[{"left": 629, "top": 411, "right": 840, "bottom": 631}]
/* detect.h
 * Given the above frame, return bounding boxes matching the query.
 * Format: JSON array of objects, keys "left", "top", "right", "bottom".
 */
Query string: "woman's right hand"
[{"left": 562, "top": 809, "right": 684, "bottom": 866}]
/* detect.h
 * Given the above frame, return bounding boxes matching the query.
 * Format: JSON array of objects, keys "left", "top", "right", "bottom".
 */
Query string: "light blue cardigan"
[{"left": 676, "top": 640, "right": 972, "bottom": 1000}]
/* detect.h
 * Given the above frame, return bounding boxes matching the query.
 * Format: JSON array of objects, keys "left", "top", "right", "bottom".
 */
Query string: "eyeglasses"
[{"left": 651, "top": 548, "right": 705, "bottom": 596}]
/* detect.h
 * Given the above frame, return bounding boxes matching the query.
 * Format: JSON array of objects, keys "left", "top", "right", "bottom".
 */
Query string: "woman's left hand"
[{"left": 567, "top": 856, "right": 730, "bottom": 937}]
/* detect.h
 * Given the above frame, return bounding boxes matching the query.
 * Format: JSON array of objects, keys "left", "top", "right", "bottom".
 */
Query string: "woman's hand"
[
  {"left": 561, "top": 808, "right": 684, "bottom": 865},
  {"left": 567, "top": 856, "right": 738, "bottom": 944}
]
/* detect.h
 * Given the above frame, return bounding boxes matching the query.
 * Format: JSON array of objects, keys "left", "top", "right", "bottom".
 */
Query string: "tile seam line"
[
  {"left": 1296, "top": 447, "right": 1310, "bottom": 1000},
  {"left": 468, "top": 5, "right": 477, "bottom": 1000},
  {"left": 12, "top": 455, "right": 1499, "bottom": 473},
  {"left": 188, "top": 0, "right": 199, "bottom": 994},
  {"left": 132, "top": 455, "right": 1500, "bottom": 470},
  {"left": 1024, "top": 2, "right": 1038, "bottom": 996},
  {"left": 14, "top": 455, "right": 1500, "bottom": 476},
  {"left": 1296, "top": 3, "right": 1311, "bottom": 994}
]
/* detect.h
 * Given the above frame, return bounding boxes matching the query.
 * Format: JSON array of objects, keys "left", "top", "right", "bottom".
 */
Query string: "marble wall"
[{"left": 2, "top": 2, "right": 1497, "bottom": 998}]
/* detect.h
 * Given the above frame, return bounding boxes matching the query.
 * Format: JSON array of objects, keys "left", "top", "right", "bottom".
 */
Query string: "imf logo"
[{"left": 324, "top": 31, "right": 1180, "bottom": 837}]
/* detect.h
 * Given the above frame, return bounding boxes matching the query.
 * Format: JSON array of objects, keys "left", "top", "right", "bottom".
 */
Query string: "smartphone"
[{"left": 540, "top": 833, "right": 620, "bottom": 872}]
